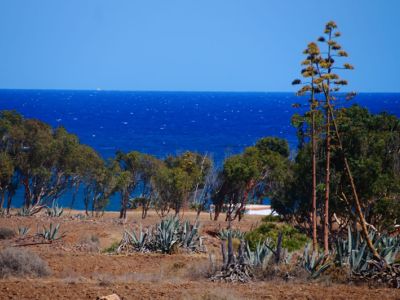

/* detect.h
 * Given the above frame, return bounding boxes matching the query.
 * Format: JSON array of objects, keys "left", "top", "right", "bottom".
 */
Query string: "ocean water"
[{"left": 0, "top": 90, "right": 399, "bottom": 210}]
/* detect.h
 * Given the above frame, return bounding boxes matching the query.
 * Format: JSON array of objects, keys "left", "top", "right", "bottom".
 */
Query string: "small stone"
[{"left": 97, "top": 294, "right": 121, "bottom": 300}]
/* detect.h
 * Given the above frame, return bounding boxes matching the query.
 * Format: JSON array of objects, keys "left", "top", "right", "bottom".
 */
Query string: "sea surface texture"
[{"left": 0, "top": 90, "right": 399, "bottom": 210}]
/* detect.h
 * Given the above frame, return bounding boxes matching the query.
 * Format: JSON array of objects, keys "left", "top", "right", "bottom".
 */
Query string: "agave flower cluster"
[{"left": 117, "top": 217, "right": 204, "bottom": 254}]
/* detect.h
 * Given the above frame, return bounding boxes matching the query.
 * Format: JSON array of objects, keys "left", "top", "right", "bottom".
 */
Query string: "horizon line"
[{"left": 0, "top": 88, "right": 399, "bottom": 94}]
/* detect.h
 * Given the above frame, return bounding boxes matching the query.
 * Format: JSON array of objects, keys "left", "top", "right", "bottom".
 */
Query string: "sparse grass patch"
[
  {"left": 102, "top": 241, "right": 120, "bottom": 253},
  {"left": 0, "top": 247, "right": 50, "bottom": 278}
]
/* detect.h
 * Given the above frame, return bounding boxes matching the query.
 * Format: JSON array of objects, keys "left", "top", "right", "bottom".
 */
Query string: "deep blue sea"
[{"left": 0, "top": 90, "right": 399, "bottom": 210}]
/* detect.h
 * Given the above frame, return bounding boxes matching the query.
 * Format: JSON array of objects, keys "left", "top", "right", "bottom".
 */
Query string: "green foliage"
[
  {"left": 153, "top": 151, "right": 212, "bottom": 216},
  {"left": 274, "top": 105, "right": 400, "bottom": 231},
  {"left": 103, "top": 241, "right": 120, "bottom": 253},
  {"left": 261, "top": 215, "right": 282, "bottom": 223},
  {"left": 0, "top": 110, "right": 118, "bottom": 215},
  {"left": 213, "top": 137, "right": 290, "bottom": 220},
  {"left": 245, "top": 221, "right": 308, "bottom": 252}
]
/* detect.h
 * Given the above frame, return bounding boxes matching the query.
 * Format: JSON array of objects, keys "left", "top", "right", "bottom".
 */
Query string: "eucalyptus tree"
[
  {"left": 0, "top": 152, "right": 14, "bottom": 210},
  {"left": 332, "top": 106, "right": 400, "bottom": 233},
  {"left": 152, "top": 151, "right": 211, "bottom": 217},
  {"left": 115, "top": 151, "right": 141, "bottom": 219},
  {"left": 135, "top": 153, "right": 162, "bottom": 219},
  {"left": 83, "top": 158, "right": 118, "bottom": 216},
  {"left": 0, "top": 111, "right": 24, "bottom": 212},
  {"left": 213, "top": 137, "right": 290, "bottom": 221}
]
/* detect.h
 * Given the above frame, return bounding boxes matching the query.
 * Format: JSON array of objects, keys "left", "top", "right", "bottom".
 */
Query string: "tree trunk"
[
  {"left": 6, "top": 191, "right": 13, "bottom": 214},
  {"left": 324, "top": 105, "right": 331, "bottom": 255},
  {"left": 0, "top": 191, "right": 5, "bottom": 209},
  {"left": 119, "top": 191, "right": 128, "bottom": 219},
  {"left": 311, "top": 110, "right": 318, "bottom": 253},
  {"left": 23, "top": 177, "right": 31, "bottom": 208}
]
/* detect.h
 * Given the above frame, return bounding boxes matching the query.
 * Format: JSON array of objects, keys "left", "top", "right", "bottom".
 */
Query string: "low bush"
[
  {"left": 245, "top": 221, "right": 308, "bottom": 252},
  {"left": 0, "top": 227, "right": 15, "bottom": 240},
  {"left": 0, "top": 247, "right": 50, "bottom": 278},
  {"left": 78, "top": 234, "right": 100, "bottom": 252}
]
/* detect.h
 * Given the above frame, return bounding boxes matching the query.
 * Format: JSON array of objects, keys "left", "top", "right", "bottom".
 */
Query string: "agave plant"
[
  {"left": 120, "top": 225, "right": 150, "bottom": 252},
  {"left": 334, "top": 226, "right": 400, "bottom": 273},
  {"left": 245, "top": 241, "right": 272, "bottom": 268},
  {"left": 155, "top": 217, "right": 180, "bottom": 254},
  {"left": 17, "top": 226, "right": 30, "bottom": 236},
  {"left": 217, "top": 228, "right": 245, "bottom": 240},
  {"left": 18, "top": 205, "right": 45, "bottom": 216},
  {"left": 39, "top": 223, "right": 64, "bottom": 241},
  {"left": 46, "top": 201, "right": 64, "bottom": 217},
  {"left": 178, "top": 220, "right": 203, "bottom": 251},
  {"left": 302, "top": 244, "right": 331, "bottom": 279}
]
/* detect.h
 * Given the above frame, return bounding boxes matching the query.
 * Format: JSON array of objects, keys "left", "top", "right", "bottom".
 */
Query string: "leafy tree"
[
  {"left": 115, "top": 151, "right": 141, "bottom": 219},
  {"left": 152, "top": 151, "right": 211, "bottom": 217},
  {"left": 114, "top": 151, "right": 163, "bottom": 219},
  {"left": 213, "top": 137, "right": 290, "bottom": 221},
  {"left": 0, "top": 152, "right": 14, "bottom": 210}
]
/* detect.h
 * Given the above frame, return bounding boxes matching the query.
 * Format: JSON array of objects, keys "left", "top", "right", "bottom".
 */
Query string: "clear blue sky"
[{"left": 0, "top": 1, "right": 399, "bottom": 92}]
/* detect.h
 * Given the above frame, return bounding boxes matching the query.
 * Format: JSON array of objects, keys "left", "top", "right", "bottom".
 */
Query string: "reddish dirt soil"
[{"left": 0, "top": 210, "right": 399, "bottom": 299}]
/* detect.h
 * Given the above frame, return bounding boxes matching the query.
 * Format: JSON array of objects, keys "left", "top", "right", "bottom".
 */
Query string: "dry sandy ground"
[{"left": 0, "top": 210, "right": 399, "bottom": 300}]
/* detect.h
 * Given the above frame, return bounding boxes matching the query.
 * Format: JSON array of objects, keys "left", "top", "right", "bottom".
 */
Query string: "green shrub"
[
  {"left": 245, "top": 221, "right": 308, "bottom": 252},
  {"left": 261, "top": 215, "right": 282, "bottom": 223}
]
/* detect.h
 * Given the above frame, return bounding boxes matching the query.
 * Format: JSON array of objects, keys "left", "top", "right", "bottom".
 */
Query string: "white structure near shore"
[{"left": 245, "top": 204, "right": 276, "bottom": 216}]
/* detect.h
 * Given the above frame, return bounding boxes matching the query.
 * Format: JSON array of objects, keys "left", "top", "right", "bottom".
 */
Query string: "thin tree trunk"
[
  {"left": 0, "top": 191, "right": 5, "bottom": 209},
  {"left": 119, "top": 191, "right": 128, "bottom": 219},
  {"left": 324, "top": 104, "right": 331, "bottom": 255},
  {"left": 311, "top": 107, "right": 318, "bottom": 253},
  {"left": 6, "top": 191, "right": 13, "bottom": 214}
]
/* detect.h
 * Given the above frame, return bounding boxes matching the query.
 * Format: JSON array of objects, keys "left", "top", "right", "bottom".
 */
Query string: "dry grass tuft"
[
  {"left": 0, "top": 247, "right": 50, "bottom": 278},
  {"left": 78, "top": 234, "right": 100, "bottom": 252}
]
